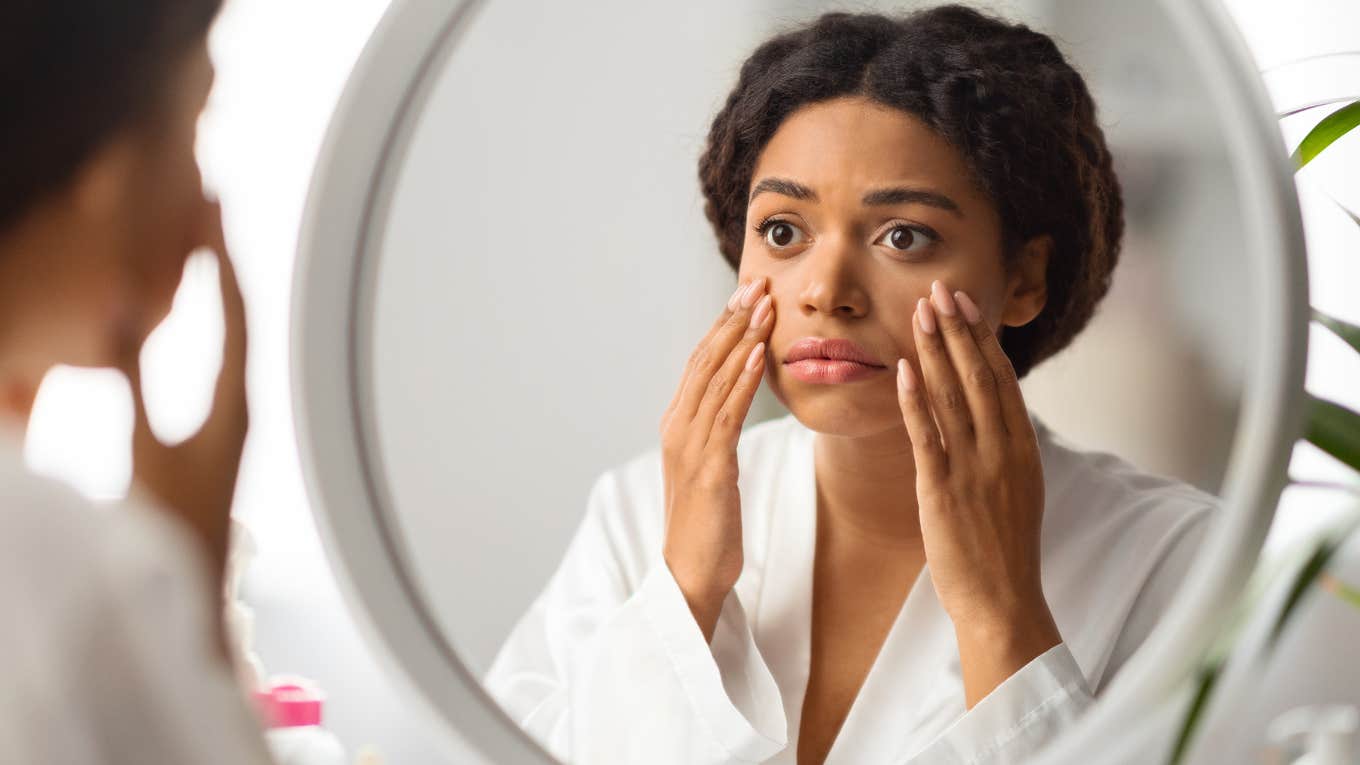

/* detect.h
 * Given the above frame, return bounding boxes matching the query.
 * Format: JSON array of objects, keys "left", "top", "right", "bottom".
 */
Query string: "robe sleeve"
[
  {"left": 903, "top": 642, "right": 1094, "bottom": 765},
  {"left": 901, "top": 504, "right": 1213, "bottom": 764},
  {"left": 483, "top": 470, "right": 788, "bottom": 764}
]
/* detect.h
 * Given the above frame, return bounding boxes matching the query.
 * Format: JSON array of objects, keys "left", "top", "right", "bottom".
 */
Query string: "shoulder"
[
  {"left": 0, "top": 450, "right": 218, "bottom": 701},
  {"left": 0, "top": 450, "right": 268, "bottom": 764},
  {"left": 1035, "top": 416, "right": 1217, "bottom": 554},
  {"left": 608, "top": 411, "right": 798, "bottom": 479},
  {"left": 1032, "top": 418, "right": 1217, "bottom": 681},
  {"left": 592, "top": 413, "right": 800, "bottom": 510},
  {"left": 0, "top": 449, "right": 210, "bottom": 637},
  {"left": 570, "top": 414, "right": 802, "bottom": 585},
  {"left": 0, "top": 454, "right": 125, "bottom": 600}
]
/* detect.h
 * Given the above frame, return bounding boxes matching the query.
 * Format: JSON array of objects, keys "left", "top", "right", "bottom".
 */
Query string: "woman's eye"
[
  {"left": 877, "top": 224, "right": 935, "bottom": 253},
  {"left": 762, "top": 221, "right": 806, "bottom": 248}
]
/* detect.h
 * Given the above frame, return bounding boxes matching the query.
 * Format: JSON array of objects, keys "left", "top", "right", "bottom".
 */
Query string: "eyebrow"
[{"left": 748, "top": 177, "right": 964, "bottom": 217}]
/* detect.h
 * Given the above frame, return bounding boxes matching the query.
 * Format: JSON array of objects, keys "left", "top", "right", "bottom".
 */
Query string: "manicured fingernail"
[
  {"left": 930, "top": 279, "right": 956, "bottom": 316},
  {"left": 728, "top": 281, "right": 747, "bottom": 311},
  {"left": 740, "top": 276, "right": 766, "bottom": 308},
  {"left": 746, "top": 342, "right": 765, "bottom": 371},
  {"left": 955, "top": 291, "right": 981, "bottom": 324},
  {"left": 749, "top": 294, "right": 772, "bottom": 328},
  {"left": 916, "top": 297, "right": 937, "bottom": 333},
  {"left": 898, "top": 358, "right": 915, "bottom": 391}
]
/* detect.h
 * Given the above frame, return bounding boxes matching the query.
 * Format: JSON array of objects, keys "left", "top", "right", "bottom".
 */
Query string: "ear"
[{"left": 1000, "top": 233, "right": 1052, "bottom": 328}]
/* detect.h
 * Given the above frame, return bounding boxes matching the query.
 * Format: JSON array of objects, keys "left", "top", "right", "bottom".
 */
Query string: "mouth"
[{"left": 782, "top": 337, "right": 887, "bottom": 384}]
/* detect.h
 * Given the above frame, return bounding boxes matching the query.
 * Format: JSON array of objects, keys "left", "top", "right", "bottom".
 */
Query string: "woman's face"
[
  {"left": 740, "top": 95, "right": 1046, "bottom": 437},
  {"left": 118, "top": 41, "right": 219, "bottom": 351},
  {"left": 23, "top": 40, "right": 217, "bottom": 374}
]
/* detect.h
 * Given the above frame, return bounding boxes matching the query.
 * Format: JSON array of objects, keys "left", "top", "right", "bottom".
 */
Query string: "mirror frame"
[{"left": 290, "top": 0, "right": 1309, "bottom": 761}]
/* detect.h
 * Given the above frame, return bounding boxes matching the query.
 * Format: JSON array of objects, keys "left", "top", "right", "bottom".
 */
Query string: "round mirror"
[{"left": 292, "top": 0, "right": 1308, "bottom": 761}]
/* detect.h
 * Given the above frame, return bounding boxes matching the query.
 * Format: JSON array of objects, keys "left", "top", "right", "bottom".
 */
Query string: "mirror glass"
[{"left": 362, "top": 0, "right": 1250, "bottom": 760}]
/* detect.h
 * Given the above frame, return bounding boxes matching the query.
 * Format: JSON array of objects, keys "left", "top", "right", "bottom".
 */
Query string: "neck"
[{"left": 812, "top": 421, "right": 924, "bottom": 550}]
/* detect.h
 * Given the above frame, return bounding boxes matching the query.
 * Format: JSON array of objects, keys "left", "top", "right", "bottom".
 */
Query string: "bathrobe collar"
[{"left": 752, "top": 411, "right": 1054, "bottom": 761}]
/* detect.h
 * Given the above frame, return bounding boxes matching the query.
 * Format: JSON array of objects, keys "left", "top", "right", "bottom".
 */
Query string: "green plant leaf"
[
  {"left": 1269, "top": 536, "right": 1343, "bottom": 648},
  {"left": 1267, "top": 516, "right": 1360, "bottom": 647},
  {"left": 1289, "top": 476, "right": 1360, "bottom": 498},
  {"left": 1292, "top": 100, "right": 1360, "bottom": 169},
  {"left": 1167, "top": 659, "right": 1224, "bottom": 765},
  {"left": 1165, "top": 516, "right": 1360, "bottom": 763},
  {"left": 1321, "top": 573, "right": 1360, "bottom": 610},
  {"left": 1280, "top": 96, "right": 1360, "bottom": 120},
  {"left": 1305, "top": 393, "right": 1360, "bottom": 474},
  {"left": 1313, "top": 309, "right": 1360, "bottom": 355},
  {"left": 1335, "top": 196, "right": 1360, "bottom": 228}
]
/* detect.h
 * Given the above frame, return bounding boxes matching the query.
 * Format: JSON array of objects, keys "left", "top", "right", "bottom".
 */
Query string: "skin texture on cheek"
[{"left": 748, "top": 262, "right": 1001, "bottom": 436}]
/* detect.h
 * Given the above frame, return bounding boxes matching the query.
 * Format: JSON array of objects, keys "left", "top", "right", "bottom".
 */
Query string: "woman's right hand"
[
  {"left": 659, "top": 275, "right": 773, "bottom": 642},
  {"left": 116, "top": 197, "right": 248, "bottom": 661}
]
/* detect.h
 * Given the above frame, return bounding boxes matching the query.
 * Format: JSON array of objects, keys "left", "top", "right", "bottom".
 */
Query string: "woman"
[
  {"left": 0, "top": 2, "right": 271, "bottom": 762},
  {"left": 484, "top": 5, "right": 1215, "bottom": 765}
]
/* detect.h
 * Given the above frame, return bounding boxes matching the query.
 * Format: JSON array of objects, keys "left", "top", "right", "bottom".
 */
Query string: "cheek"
[
  {"left": 47, "top": 251, "right": 140, "bottom": 368},
  {"left": 142, "top": 156, "right": 204, "bottom": 295},
  {"left": 875, "top": 290, "right": 927, "bottom": 357},
  {"left": 124, "top": 210, "right": 195, "bottom": 336}
]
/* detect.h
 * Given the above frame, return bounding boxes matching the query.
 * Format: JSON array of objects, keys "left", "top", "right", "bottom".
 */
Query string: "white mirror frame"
[{"left": 290, "top": 0, "right": 1309, "bottom": 761}]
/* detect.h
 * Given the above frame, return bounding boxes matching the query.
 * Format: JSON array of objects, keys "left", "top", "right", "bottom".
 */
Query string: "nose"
[{"left": 795, "top": 232, "right": 867, "bottom": 319}]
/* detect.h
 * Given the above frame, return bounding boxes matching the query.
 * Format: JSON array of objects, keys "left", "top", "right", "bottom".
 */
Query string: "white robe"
[
  {"left": 484, "top": 411, "right": 1215, "bottom": 764},
  {"left": 0, "top": 427, "right": 274, "bottom": 765}
]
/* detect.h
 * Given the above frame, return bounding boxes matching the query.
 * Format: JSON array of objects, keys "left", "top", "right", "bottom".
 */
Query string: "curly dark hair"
[
  {"left": 697, "top": 4, "right": 1124, "bottom": 380},
  {"left": 0, "top": 0, "right": 223, "bottom": 232}
]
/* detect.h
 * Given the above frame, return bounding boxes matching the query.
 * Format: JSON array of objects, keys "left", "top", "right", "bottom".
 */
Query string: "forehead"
[{"left": 749, "top": 96, "right": 984, "bottom": 207}]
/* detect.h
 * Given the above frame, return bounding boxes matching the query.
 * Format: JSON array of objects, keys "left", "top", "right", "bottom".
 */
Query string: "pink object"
[{"left": 255, "top": 679, "right": 325, "bottom": 728}]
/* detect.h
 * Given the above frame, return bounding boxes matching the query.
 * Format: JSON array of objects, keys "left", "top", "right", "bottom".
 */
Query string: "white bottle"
[
  {"left": 223, "top": 519, "right": 266, "bottom": 692},
  {"left": 256, "top": 676, "right": 347, "bottom": 765},
  {"left": 1266, "top": 704, "right": 1359, "bottom": 765}
]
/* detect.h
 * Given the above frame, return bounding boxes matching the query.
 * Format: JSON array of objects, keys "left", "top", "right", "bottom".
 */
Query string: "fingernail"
[
  {"left": 930, "top": 279, "right": 956, "bottom": 316},
  {"left": 916, "top": 297, "right": 937, "bottom": 333},
  {"left": 740, "top": 276, "right": 766, "bottom": 309},
  {"left": 898, "top": 358, "right": 915, "bottom": 391},
  {"left": 745, "top": 342, "right": 765, "bottom": 371},
  {"left": 955, "top": 291, "right": 981, "bottom": 324},
  {"left": 728, "top": 281, "right": 747, "bottom": 311},
  {"left": 749, "top": 294, "right": 772, "bottom": 328}
]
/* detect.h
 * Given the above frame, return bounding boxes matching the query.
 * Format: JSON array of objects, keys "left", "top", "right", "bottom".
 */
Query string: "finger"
[
  {"left": 695, "top": 291, "right": 773, "bottom": 450},
  {"left": 674, "top": 276, "right": 767, "bottom": 426},
  {"left": 913, "top": 296, "right": 975, "bottom": 451},
  {"left": 662, "top": 279, "right": 751, "bottom": 432},
  {"left": 204, "top": 203, "right": 249, "bottom": 438},
  {"left": 212, "top": 219, "right": 246, "bottom": 385},
  {"left": 954, "top": 288, "right": 1032, "bottom": 442},
  {"left": 930, "top": 281, "right": 1006, "bottom": 448},
  {"left": 704, "top": 338, "right": 768, "bottom": 457},
  {"left": 115, "top": 345, "right": 161, "bottom": 469},
  {"left": 896, "top": 355, "right": 947, "bottom": 485}
]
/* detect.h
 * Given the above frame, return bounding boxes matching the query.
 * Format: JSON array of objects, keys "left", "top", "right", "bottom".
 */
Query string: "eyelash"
[{"left": 751, "top": 216, "right": 940, "bottom": 251}]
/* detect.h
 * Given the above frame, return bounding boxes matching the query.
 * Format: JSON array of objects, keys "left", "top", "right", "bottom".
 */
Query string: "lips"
[{"left": 783, "top": 337, "right": 885, "bottom": 367}]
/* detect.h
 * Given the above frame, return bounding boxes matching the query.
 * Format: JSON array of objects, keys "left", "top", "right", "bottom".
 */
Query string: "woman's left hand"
[{"left": 895, "top": 279, "right": 1062, "bottom": 707}]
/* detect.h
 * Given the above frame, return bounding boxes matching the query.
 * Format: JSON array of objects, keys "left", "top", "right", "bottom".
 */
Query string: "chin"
[{"left": 771, "top": 376, "right": 902, "bottom": 438}]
